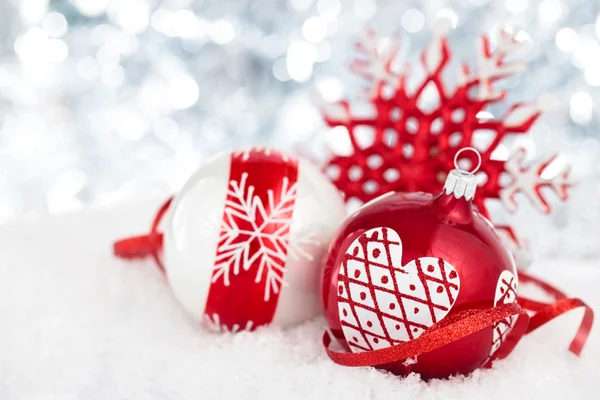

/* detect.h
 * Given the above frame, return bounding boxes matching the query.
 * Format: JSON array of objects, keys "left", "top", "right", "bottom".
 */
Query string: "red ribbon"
[
  {"left": 517, "top": 269, "right": 594, "bottom": 356},
  {"left": 323, "top": 303, "right": 529, "bottom": 367},
  {"left": 113, "top": 197, "right": 172, "bottom": 271},
  {"left": 323, "top": 269, "right": 594, "bottom": 369}
]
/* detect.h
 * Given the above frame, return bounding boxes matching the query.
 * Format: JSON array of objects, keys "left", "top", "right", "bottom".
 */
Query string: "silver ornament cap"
[{"left": 443, "top": 147, "right": 481, "bottom": 201}]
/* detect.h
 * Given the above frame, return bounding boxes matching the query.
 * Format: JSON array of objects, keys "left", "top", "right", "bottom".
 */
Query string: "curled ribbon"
[
  {"left": 517, "top": 270, "right": 594, "bottom": 356},
  {"left": 323, "top": 271, "right": 594, "bottom": 369}
]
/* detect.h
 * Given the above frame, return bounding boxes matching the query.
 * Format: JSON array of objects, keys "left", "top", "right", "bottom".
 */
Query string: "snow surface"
[{"left": 1, "top": 201, "right": 598, "bottom": 399}]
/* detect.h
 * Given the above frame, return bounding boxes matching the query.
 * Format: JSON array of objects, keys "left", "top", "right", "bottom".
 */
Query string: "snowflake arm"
[
  {"left": 499, "top": 149, "right": 577, "bottom": 214},
  {"left": 471, "top": 31, "right": 527, "bottom": 101},
  {"left": 350, "top": 29, "right": 402, "bottom": 96},
  {"left": 203, "top": 313, "right": 254, "bottom": 333}
]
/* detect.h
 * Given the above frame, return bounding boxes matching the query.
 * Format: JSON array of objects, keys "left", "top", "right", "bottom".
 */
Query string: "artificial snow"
[{"left": 1, "top": 201, "right": 598, "bottom": 399}]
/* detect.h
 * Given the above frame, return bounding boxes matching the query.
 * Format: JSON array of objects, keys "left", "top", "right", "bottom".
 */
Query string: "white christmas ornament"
[{"left": 163, "top": 148, "right": 346, "bottom": 332}]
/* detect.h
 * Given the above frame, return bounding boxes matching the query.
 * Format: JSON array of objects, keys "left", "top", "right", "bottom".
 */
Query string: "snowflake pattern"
[
  {"left": 212, "top": 172, "right": 321, "bottom": 301},
  {"left": 499, "top": 149, "right": 575, "bottom": 213},
  {"left": 321, "top": 27, "right": 575, "bottom": 251},
  {"left": 203, "top": 313, "right": 254, "bottom": 333}
]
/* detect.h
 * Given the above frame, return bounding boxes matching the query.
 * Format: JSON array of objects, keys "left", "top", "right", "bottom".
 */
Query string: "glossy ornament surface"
[
  {"left": 164, "top": 148, "right": 346, "bottom": 332},
  {"left": 321, "top": 162, "right": 523, "bottom": 379}
]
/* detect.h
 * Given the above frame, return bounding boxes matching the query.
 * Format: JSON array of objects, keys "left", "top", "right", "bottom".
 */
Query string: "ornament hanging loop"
[
  {"left": 443, "top": 147, "right": 481, "bottom": 201},
  {"left": 454, "top": 147, "right": 482, "bottom": 175}
]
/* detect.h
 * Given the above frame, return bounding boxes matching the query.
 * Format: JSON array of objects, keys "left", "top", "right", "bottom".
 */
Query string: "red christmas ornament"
[
  {"left": 321, "top": 149, "right": 593, "bottom": 379},
  {"left": 322, "top": 150, "right": 527, "bottom": 378},
  {"left": 320, "top": 28, "right": 576, "bottom": 260}
]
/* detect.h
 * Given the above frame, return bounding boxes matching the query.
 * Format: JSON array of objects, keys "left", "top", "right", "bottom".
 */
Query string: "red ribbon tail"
[
  {"left": 518, "top": 269, "right": 568, "bottom": 299},
  {"left": 112, "top": 197, "right": 173, "bottom": 272},
  {"left": 523, "top": 297, "right": 594, "bottom": 356},
  {"left": 113, "top": 234, "right": 163, "bottom": 259},
  {"left": 517, "top": 268, "right": 594, "bottom": 356}
]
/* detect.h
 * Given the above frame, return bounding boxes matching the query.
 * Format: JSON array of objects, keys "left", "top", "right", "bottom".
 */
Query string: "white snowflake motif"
[
  {"left": 203, "top": 313, "right": 254, "bottom": 333},
  {"left": 211, "top": 172, "right": 320, "bottom": 301},
  {"left": 500, "top": 149, "right": 576, "bottom": 214}
]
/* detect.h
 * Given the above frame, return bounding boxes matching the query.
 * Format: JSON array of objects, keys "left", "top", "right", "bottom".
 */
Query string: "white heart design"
[
  {"left": 488, "top": 270, "right": 518, "bottom": 358},
  {"left": 337, "top": 227, "right": 461, "bottom": 353}
]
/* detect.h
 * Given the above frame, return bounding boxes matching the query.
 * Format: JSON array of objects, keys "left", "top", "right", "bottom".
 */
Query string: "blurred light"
[
  {"left": 71, "top": 0, "right": 111, "bottom": 17},
  {"left": 555, "top": 28, "right": 578, "bottom": 52},
  {"left": 505, "top": 0, "right": 529, "bottom": 14},
  {"left": 152, "top": 10, "right": 207, "bottom": 39},
  {"left": 101, "top": 65, "right": 125, "bottom": 87},
  {"left": 96, "top": 46, "right": 120, "bottom": 66},
  {"left": 287, "top": 40, "right": 317, "bottom": 82},
  {"left": 353, "top": 0, "right": 377, "bottom": 20},
  {"left": 108, "top": 0, "right": 150, "bottom": 34},
  {"left": 537, "top": 0, "right": 564, "bottom": 23},
  {"left": 302, "top": 17, "right": 328, "bottom": 43},
  {"left": 315, "top": 41, "right": 332, "bottom": 62},
  {"left": 15, "top": 27, "right": 68, "bottom": 65},
  {"left": 76, "top": 56, "right": 100, "bottom": 80},
  {"left": 317, "top": 0, "right": 341, "bottom": 19},
  {"left": 597, "top": 14, "right": 600, "bottom": 39},
  {"left": 584, "top": 66, "right": 600, "bottom": 86},
  {"left": 15, "top": 27, "right": 47, "bottom": 58},
  {"left": 277, "top": 95, "right": 322, "bottom": 140},
  {"left": 573, "top": 40, "right": 600, "bottom": 70},
  {"left": 401, "top": 9, "right": 425, "bottom": 33},
  {"left": 42, "top": 12, "right": 68, "bottom": 38},
  {"left": 570, "top": 92, "right": 593, "bottom": 124},
  {"left": 47, "top": 39, "right": 69, "bottom": 63},
  {"left": 168, "top": 76, "right": 199, "bottom": 109},
  {"left": 210, "top": 20, "right": 235, "bottom": 44},
  {"left": 19, "top": 0, "right": 49, "bottom": 25},
  {"left": 155, "top": 118, "right": 179, "bottom": 143},
  {"left": 172, "top": 10, "right": 199, "bottom": 38},
  {"left": 316, "top": 77, "right": 343, "bottom": 102},
  {"left": 272, "top": 58, "right": 290, "bottom": 81},
  {"left": 289, "top": 0, "right": 313, "bottom": 10},
  {"left": 89, "top": 24, "right": 112, "bottom": 46},
  {"left": 151, "top": 9, "right": 171, "bottom": 34},
  {"left": 436, "top": 9, "right": 458, "bottom": 31},
  {"left": 117, "top": 111, "right": 147, "bottom": 140}
]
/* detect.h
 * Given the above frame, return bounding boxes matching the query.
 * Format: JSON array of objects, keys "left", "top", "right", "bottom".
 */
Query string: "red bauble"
[{"left": 321, "top": 168, "right": 526, "bottom": 379}]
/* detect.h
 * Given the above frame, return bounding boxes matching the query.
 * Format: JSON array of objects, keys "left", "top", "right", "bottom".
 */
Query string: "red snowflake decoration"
[{"left": 321, "top": 28, "right": 576, "bottom": 256}]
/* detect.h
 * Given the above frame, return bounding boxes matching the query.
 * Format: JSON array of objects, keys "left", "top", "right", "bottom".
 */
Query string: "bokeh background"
[{"left": 0, "top": 0, "right": 598, "bottom": 259}]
